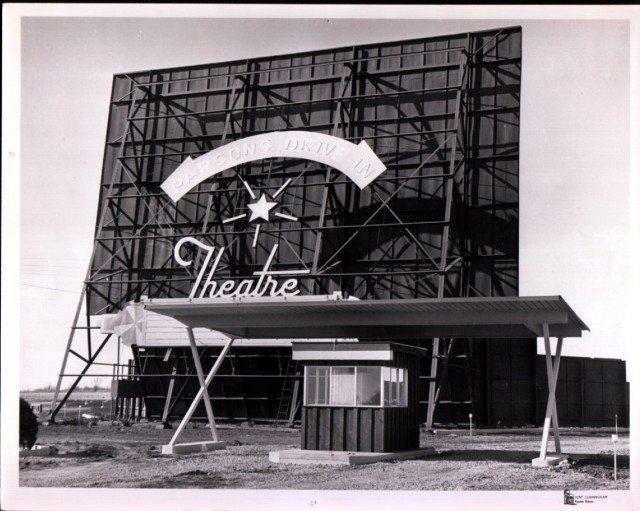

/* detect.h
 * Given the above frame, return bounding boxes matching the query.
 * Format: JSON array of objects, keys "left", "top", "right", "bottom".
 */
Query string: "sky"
[{"left": 18, "top": 16, "right": 631, "bottom": 390}]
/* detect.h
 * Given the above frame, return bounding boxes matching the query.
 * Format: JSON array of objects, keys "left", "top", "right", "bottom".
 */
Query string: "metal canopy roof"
[{"left": 143, "top": 295, "right": 588, "bottom": 340}]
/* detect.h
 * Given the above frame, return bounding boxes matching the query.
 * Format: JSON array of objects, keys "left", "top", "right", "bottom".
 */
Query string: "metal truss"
[{"left": 49, "top": 27, "right": 521, "bottom": 425}]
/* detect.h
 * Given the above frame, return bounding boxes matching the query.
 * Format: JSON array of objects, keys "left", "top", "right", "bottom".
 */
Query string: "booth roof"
[
  {"left": 292, "top": 341, "right": 429, "bottom": 358},
  {"left": 143, "top": 295, "right": 588, "bottom": 340}
]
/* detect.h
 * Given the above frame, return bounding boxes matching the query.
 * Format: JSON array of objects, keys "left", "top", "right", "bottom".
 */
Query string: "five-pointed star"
[{"left": 247, "top": 194, "right": 277, "bottom": 222}]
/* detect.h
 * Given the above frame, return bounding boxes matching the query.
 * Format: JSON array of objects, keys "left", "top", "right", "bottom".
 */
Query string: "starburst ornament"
[
  {"left": 247, "top": 194, "right": 277, "bottom": 222},
  {"left": 220, "top": 179, "right": 298, "bottom": 248}
]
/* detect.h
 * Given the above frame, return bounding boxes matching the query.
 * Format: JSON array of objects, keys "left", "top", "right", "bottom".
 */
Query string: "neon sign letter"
[{"left": 174, "top": 237, "right": 308, "bottom": 299}]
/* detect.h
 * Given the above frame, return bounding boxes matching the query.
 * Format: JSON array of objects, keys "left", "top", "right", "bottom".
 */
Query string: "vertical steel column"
[
  {"left": 287, "top": 378, "right": 302, "bottom": 427},
  {"left": 426, "top": 48, "right": 468, "bottom": 429},
  {"left": 311, "top": 51, "right": 355, "bottom": 277},
  {"left": 161, "top": 359, "right": 178, "bottom": 424},
  {"left": 198, "top": 68, "right": 247, "bottom": 241}
]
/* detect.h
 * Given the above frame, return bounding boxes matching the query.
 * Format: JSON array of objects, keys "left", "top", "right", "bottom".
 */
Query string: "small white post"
[
  {"left": 611, "top": 433, "right": 618, "bottom": 481},
  {"left": 469, "top": 413, "right": 473, "bottom": 437},
  {"left": 77, "top": 405, "right": 81, "bottom": 422},
  {"left": 612, "top": 414, "right": 619, "bottom": 481}
]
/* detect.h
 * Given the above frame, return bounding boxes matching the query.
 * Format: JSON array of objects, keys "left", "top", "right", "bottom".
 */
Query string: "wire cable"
[{"left": 20, "top": 283, "right": 82, "bottom": 294}]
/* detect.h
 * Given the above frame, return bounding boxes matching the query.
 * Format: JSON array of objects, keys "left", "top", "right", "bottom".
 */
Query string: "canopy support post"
[
  {"left": 425, "top": 338, "right": 440, "bottom": 429},
  {"left": 161, "top": 332, "right": 234, "bottom": 455},
  {"left": 532, "top": 323, "right": 565, "bottom": 467},
  {"left": 186, "top": 327, "right": 219, "bottom": 442},
  {"left": 161, "top": 359, "right": 178, "bottom": 426}
]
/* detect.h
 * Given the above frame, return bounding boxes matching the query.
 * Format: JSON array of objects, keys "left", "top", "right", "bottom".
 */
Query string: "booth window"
[
  {"left": 304, "top": 366, "right": 407, "bottom": 407},
  {"left": 305, "top": 366, "right": 330, "bottom": 405},
  {"left": 356, "top": 366, "right": 381, "bottom": 406},
  {"left": 330, "top": 367, "right": 355, "bottom": 406},
  {"left": 382, "top": 366, "right": 407, "bottom": 406}
]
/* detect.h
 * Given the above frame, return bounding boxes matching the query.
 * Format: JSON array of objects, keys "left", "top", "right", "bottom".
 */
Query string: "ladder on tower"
[
  {"left": 427, "top": 339, "right": 476, "bottom": 427},
  {"left": 276, "top": 357, "right": 301, "bottom": 426}
]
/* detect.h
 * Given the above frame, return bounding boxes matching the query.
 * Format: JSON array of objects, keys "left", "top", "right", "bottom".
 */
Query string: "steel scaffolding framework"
[{"left": 50, "top": 27, "right": 521, "bottom": 426}]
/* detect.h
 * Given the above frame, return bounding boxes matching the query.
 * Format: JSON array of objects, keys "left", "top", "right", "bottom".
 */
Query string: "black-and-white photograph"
[{"left": 2, "top": 4, "right": 638, "bottom": 511}]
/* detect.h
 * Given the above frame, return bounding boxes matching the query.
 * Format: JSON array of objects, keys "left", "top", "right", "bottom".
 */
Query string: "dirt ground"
[{"left": 19, "top": 423, "right": 629, "bottom": 490}]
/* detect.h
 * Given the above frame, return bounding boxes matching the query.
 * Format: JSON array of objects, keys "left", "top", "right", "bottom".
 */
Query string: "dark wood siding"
[
  {"left": 384, "top": 351, "right": 420, "bottom": 451},
  {"left": 346, "top": 408, "right": 359, "bottom": 451},
  {"left": 300, "top": 348, "right": 421, "bottom": 452}
]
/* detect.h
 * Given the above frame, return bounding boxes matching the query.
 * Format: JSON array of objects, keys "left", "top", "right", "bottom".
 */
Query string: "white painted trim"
[
  {"left": 303, "top": 365, "right": 308, "bottom": 406},
  {"left": 293, "top": 350, "right": 392, "bottom": 361}
]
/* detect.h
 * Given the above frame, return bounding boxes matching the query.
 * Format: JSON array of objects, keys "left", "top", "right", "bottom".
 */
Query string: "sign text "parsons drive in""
[{"left": 161, "top": 131, "right": 386, "bottom": 202}]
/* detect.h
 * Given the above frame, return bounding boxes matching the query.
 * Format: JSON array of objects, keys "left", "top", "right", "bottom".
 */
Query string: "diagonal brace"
[
  {"left": 167, "top": 333, "right": 234, "bottom": 447},
  {"left": 538, "top": 323, "right": 563, "bottom": 460}
]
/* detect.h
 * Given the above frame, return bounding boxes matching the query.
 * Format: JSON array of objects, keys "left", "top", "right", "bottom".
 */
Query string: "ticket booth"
[{"left": 289, "top": 342, "right": 427, "bottom": 456}]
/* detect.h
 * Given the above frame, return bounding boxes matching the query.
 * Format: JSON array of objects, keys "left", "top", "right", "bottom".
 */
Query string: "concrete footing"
[
  {"left": 531, "top": 454, "right": 568, "bottom": 467},
  {"left": 269, "top": 447, "right": 437, "bottom": 466},
  {"left": 161, "top": 441, "right": 226, "bottom": 456},
  {"left": 19, "top": 446, "right": 56, "bottom": 457}
]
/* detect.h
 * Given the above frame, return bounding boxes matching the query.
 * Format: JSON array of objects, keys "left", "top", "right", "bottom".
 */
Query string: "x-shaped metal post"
[
  {"left": 167, "top": 329, "right": 234, "bottom": 447},
  {"left": 538, "top": 322, "right": 563, "bottom": 460}
]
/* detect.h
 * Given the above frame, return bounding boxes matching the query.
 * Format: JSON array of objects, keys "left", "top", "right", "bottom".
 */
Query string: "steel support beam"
[
  {"left": 49, "top": 86, "right": 151, "bottom": 421},
  {"left": 161, "top": 358, "right": 178, "bottom": 424},
  {"left": 532, "top": 323, "right": 564, "bottom": 466},
  {"left": 311, "top": 55, "right": 354, "bottom": 277},
  {"left": 165, "top": 337, "right": 234, "bottom": 449},
  {"left": 49, "top": 335, "right": 112, "bottom": 422},
  {"left": 426, "top": 48, "right": 468, "bottom": 430},
  {"left": 185, "top": 327, "right": 219, "bottom": 442}
]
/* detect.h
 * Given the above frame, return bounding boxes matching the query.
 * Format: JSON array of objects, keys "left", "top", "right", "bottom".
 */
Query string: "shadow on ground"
[
  {"left": 439, "top": 449, "right": 540, "bottom": 463},
  {"left": 439, "top": 449, "right": 629, "bottom": 469}
]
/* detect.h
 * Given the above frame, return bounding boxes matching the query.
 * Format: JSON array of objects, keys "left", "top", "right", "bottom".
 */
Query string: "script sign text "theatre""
[
  {"left": 174, "top": 237, "right": 309, "bottom": 300},
  {"left": 161, "top": 131, "right": 386, "bottom": 202}
]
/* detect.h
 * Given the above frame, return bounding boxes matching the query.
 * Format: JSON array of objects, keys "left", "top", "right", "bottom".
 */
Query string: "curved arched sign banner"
[{"left": 161, "top": 131, "right": 386, "bottom": 202}]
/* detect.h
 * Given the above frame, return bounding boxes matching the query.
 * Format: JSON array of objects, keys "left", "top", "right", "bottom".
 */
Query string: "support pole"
[
  {"left": 311, "top": 57, "right": 353, "bottom": 276},
  {"left": 425, "top": 338, "right": 440, "bottom": 429},
  {"left": 161, "top": 359, "right": 178, "bottom": 425},
  {"left": 425, "top": 48, "right": 468, "bottom": 430},
  {"left": 163, "top": 337, "right": 234, "bottom": 454},
  {"left": 49, "top": 287, "right": 86, "bottom": 420},
  {"left": 543, "top": 326, "right": 563, "bottom": 454},
  {"left": 532, "top": 323, "right": 564, "bottom": 467},
  {"left": 186, "top": 327, "right": 218, "bottom": 442},
  {"left": 50, "top": 87, "right": 143, "bottom": 422},
  {"left": 287, "top": 378, "right": 302, "bottom": 427},
  {"left": 613, "top": 438, "right": 618, "bottom": 481},
  {"left": 49, "top": 335, "right": 112, "bottom": 421}
]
